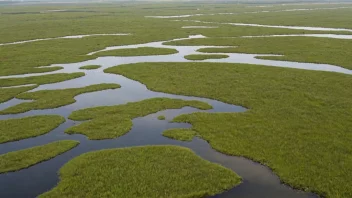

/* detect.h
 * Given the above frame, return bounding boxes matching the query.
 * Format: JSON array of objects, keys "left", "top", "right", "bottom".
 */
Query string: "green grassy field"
[
  {"left": 0, "top": 83, "right": 120, "bottom": 114},
  {"left": 110, "top": 62, "right": 352, "bottom": 197},
  {"left": 167, "top": 37, "right": 352, "bottom": 70},
  {"left": 66, "top": 97, "right": 212, "bottom": 140},
  {"left": 94, "top": 47, "right": 178, "bottom": 56},
  {"left": 163, "top": 128, "right": 197, "bottom": 141},
  {"left": 39, "top": 145, "right": 241, "bottom": 198},
  {"left": 0, "top": 115, "right": 65, "bottom": 144},
  {"left": 0, "top": 140, "right": 79, "bottom": 173},
  {"left": 184, "top": 54, "right": 229, "bottom": 60},
  {"left": 79, "top": 65, "right": 101, "bottom": 70}
]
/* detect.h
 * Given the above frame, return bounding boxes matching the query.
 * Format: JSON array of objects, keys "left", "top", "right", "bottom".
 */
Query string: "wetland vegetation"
[
  {"left": 0, "top": 1, "right": 351, "bottom": 198},
  {"left": 0, "top": 115, "right": 65, "bottom": 144},
  {"left": 79, "top": 65, "right": 101, "bottom": 70},
  {"left": 39, "top": 146, "right": 240, "bottom": 198},
  {"left": 162, "top": 128, "right": 197, "bottom": 141},
  {"left": 0, "top": 85, "right": 37, "bottom": 103},
  {"left": 0, "top": 140, "right": 79, "bottom": 173},
  {"left": 111, "top": 62, "right": 352, "bottom": 197},
  {"left": 66, "top": 98, "right": 211, "bottom": 140},
  {"left": 0, "top": 83, "right": 120, "bottom": 114},
  {"left": 0, "top": 73, "right": 84, "bottom": 87},
  {"left": 184, "top": 54, "right": 229, "bottom": 60},
  {"left": 166, "top": 36, "right": 352, "bottom": 69},
  {"left": 94, "top": 47, "right": 178, "bottom": 57}
]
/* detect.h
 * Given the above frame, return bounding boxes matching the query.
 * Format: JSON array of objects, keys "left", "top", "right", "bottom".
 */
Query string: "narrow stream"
[
  {"left": 182, "top": 19, "right": 352, "bottom": 33},
  {"left": 0, "top": 33, "right": 130, "bottom": 46},
  {"left": 145, "top": 6, "right": 352, "bottom": 18},
  {"left": 1, "top": 34, "right": 350, "bottom": 197}
]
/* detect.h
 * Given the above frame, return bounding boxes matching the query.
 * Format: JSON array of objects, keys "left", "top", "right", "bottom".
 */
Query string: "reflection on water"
[{"left": 0, "top": 34, "right": 344, "bottom": 198}]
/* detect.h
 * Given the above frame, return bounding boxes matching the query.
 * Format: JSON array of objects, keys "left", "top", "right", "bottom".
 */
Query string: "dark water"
[{"left": 0, "top": 35, "right": 335, "bottom": 198}]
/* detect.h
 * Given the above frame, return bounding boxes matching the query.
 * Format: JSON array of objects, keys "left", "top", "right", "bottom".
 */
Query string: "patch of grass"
[
  {"left": 94, "top": 47, "right": 178, "bottom": 57},
  {"left": 0, "top": 85, "right": 37, "bottom": 103},
  {"left": 39, "top": 145, "right": 241, "bottom": 198},
  {"left": 163, "top": 128, "right": 197, "bottom": 141},
  {"left": 0, "top": 140, "right": 79, "bottom": 173},
  {"left": 198, "top": 47, "right": 239, "bottom": 53},
  {"left": 184, "top": 54, "right": 229, "bottom": 60},
  {"left": 157, "top": 115, "right": 166, "bottom": 120},
  {"left": 0, "top": 83, "right": 120, "bottom": 114},
  {"left": 79, "top": 65, "right": 101, "bottom": 70},
  {"left": 0, "top": 115, "right": 65, "bottom": 144},
  {"left": 0, "top": 72, "right": 85, "bottom": 87},
  {"left": 66, "top": 98, "right": 212, "bottom": 140},
  {"left": 109, "top": 62, "right": 352, "bottom": 198},
  {"left": 166, "top": 37, "right": 352, "bottom": 70}
]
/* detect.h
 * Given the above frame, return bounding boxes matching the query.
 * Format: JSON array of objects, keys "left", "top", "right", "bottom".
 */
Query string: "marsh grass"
[
  {"left": 1, "top": 4, "right": 350, "bottom": 77},
  {"left": 0, "top": 140, "right": 79, "bottom": 173},
  {"left": 0, "top": 85, "right": 37, "bottom": 103},
  {"left": 39, "top": 145, "right": 241, "bottom": 198},
  {"left": 94, "top": 47, "right": 178, "bottom": 57},
  {"left": 66, "top": 98, "right": 212, "bottom": 140},
  {"left": 166, "top": 37, "right": 352, "bottom": 70},
  {"left": 0, "top": 83, "right": 120, "bottom": 114},
  {"left": 184, "top": 54, "right": 229, "bottom": 60},
  {"left": 0, "top": 72, "right": 84, "bottom": 87},
  {"left": 79, "top": 65, "right": 101, "bottom": 70},
  {"left": 162, "top": 128, "right": 197, "bottom": 141},
  {"left": 2, "top": 4, "right": 347, "bottom": 77},
  {"left": 190, "top": 8, "right": 352, "bottom": 29},
  {"left": 157, "top": 115, "right": 166, "bottom": 120},
  {"left": 110, "top": 62, "right": 352, "bottom": 197},
  {"left": 0, "top": 115, "right": 65, "bottom": 144}
]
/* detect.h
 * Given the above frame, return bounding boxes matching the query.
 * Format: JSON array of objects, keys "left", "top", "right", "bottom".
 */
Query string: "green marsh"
[
  {"left": 0, "top": 83, "right": 120, "bottom": 114},
  {"left": 0, "top": 115, "right": 65, "bottom": 144},
  {"left": 111, "top": 62, "right": 352, "bottom": 197},
  {"left": 66, "top": 98, "right": 212, "bottom": 140},
  {"left": 39, "top": 145, "right": 240, "bottom": 198},
  {"left": 0, "top": 140, "right": 79, "bottom": 173}
]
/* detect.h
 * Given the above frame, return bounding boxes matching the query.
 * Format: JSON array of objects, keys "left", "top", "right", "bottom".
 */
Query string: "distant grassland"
[
  {"left": 166, "top": 36, "right": 352, "bottom": 70},
  {"left": 190, "top": 8, "right": 352, "bottom": 29},
  {"left": 1, "top": 3, "right": 352, "bottom": 76},
  {"left": 94, "top": 47, "right": 178, "bottom": 56},
  {"left": 111, "top": 62, "right": 352, "bottom": 197},
  {"left": 39, "top": 145, "right": 240, "bottom": 198}
]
